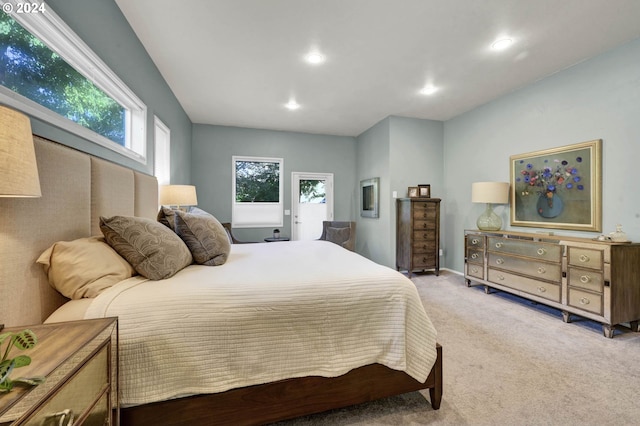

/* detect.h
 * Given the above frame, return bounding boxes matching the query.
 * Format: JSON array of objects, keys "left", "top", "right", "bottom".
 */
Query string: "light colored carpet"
[{"left": 275, "top": 270, "right": 640, "bottom": 425}]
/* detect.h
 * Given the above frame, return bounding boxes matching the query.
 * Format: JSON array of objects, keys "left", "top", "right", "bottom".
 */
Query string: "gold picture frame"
[
  {"left": 510, "top": 139, "right": 602, "bottom": 232},
  {"left": 408, "top": 186, "right": 419, "bottom": 198}
]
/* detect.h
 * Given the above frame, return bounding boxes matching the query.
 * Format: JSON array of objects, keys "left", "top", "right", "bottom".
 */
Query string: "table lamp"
[
  {"left": 159, "top": 185, "right": 197, "bottom": 210},
  {"left": 472, "top": 182, "right": 509, "bottom": 231},
  {"left": 0, "top": 105, "right": 41, "bottom": 198}
]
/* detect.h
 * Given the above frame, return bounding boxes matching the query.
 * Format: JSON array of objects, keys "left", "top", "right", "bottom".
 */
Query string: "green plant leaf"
[
  {"left": 0, "top": 359, "right": 15, "bottom": 384},
  {"left": 12, "top": 330, "right": 37, "bottom": 350},
  {"left": 13, "top": 376, "right": 46, "bottom": 386},
  {"left": 0, "top": 378, "right": 14, "bottom": 392},
  {"left": 11, "top": 355, "right": 31, "bottom": 369},
  {"left": 0, "top": 332, "right": 12, "bottom": 346}
]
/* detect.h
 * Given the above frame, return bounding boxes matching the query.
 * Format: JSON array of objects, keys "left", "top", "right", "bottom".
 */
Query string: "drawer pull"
[
  {"left": 537, "top": 267, "right": 546, "bottom": 274},
  {"left": 537, "top": 248, "right": 546, "bottom": 256},
  {"left": 471, "top": 268, "right": 479, "bottom": 274},
  {"left": 423, "top": 245, "right": 427, "bottom": 250},
  {"left": 46, "top": 409, "right": 75, "bottom": 426},
  {"left": 423, "top": 223, "right": 427, "bottom": 228},
  {"left": 580, "top": 297, "right": 590, "bottom": 305},
  {"left": 537, "top": 286, "right": 547, "bottom": 293},
  {"left": 471, "top": 238, "right": 479, "bottom": 245},
  {"left": 471, "top": 253, "right": 479, "bottom": 259},
  {"left": 497, "top": 274, "right": 505, "bottom": 281},
  {"left": 580, "top": 275, "right": 591, "bottom": 284},
  {"left": 579, "top": 254, "right": 590, "bottom": 263},
  {"left": 495, "top": 242, "right": 503, "bottom": 248},
  {"left": 495, "top": 258, "right": 504, "bottom": 265}
]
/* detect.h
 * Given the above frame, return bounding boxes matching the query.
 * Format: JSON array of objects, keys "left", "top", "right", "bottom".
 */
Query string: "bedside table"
[
  {"left": 264, "top": 236, "right": 290, "bottom": 242},
  {"left": 0, "top": 318, "right": 118, "bottom": 426}
]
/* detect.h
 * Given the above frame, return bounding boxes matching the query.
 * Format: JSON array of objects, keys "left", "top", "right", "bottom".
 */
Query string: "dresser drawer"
[
  {"left": 466, "top": 234, "right": 484, "bottom": 249},
  {"left": 567, "top": 247, "right": 604, "bottom": 270},
  {"left": 487, "top": 237, "right": 562, "bottom": 262},
  {"left": 467, "top": 248, "right": 483, "bottom": 265},
  {"left": 413, "top": 241, "right": 436, "bottom": 254},
  {"left": 413, "top": 254, "right": 436, "bottom": 268},
  {"left": 467, "top": 263, "right": 484, "bottom": 280},
  {"left": 488, "top": 252, "right": 561, "bottom": 282},
  {"left": 413, "top": 220, "right": 435, "bottom": 231},
  {"left": 488, "top": 268, "right": 561, "bottom": 302},
  {"left": 568, "top": 267, "right": 604, "bottom": 293},
  {"left": 568, "top": 288, "right": 603, "bottom": 315},
  {"left": 412, "top": 204, "right": 436, "bottom": 220},
  {"left": 413, "top": 230, "right": 434, "bottom": 242},
  {"left": 21, "top": 344, "right": 109, "bottom": 425}
]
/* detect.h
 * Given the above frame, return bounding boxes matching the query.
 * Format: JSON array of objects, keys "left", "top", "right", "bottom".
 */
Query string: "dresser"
[
  {"left": 396, "top": 198, "right": 441, "bottom": 277},
  {"left": 464, "top": 230, "right": 640, "bottom": 338},
  {"left": 0, "top": 318, "right": 118, "bottom": 425}
]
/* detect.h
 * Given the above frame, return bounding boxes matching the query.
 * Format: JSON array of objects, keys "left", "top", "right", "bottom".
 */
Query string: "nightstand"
[
  {"left": 0, "top": 318, "right": 118, "bottom": 425},
  {"left": 264, "top": 236, "right": 290, "bottom": 242}
]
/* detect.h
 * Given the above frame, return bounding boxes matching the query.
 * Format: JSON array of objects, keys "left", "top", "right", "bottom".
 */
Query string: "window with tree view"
[
  {"left": 0, "top": 12, "right": 125, "bottom": 144},
  {"left": 232, "top": 156, "right": 284, "bottom": 228}
]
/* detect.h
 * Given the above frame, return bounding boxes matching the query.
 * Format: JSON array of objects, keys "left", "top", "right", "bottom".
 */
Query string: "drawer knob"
[
  {"left": 423, "top": 245, "right": 427, "bottom": 250},
  {"left": 579, "top": 254, "right": 590, "bottom": 262},
  {"left": 580, "top": 275, "right": 591, "bottom": 284},
  {"left": 537, "top": 267, "right": 546, "bottom": 274},
  {"left": 471, "top": 253, "right": 479, "bottom": 259},
  {"left": 580, "top": 297, "right": 590, "bottom": 305},
  {"left": 423, "top": 223, "right": 427, "bottom": 228},
  {"left": 471, "top": 238, "right": 479, "bottom": 245},
  {"left": 537, "top": 286, "right": 547, "bottom": 293},
  {"left": 495, "top": 258, "right": 504, "bottom": 265},
  {"left": 495, "top": 242, "right": 503, "bottom": 248},
  {"left": 471, "top": 268, "right": 479, "bottom": 273},
  {"left": 536, "top": 248, "right": 546, "bottom": 256},
  {"left": 497, "top": 274, "right": 505, "bottom": 281},
  {"left": 46, "top": 409, "right": 75, "bottom": 426}
]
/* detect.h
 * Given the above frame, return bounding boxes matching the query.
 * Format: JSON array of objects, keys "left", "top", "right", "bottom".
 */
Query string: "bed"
[{"left": 0, "top": 136, "right": 442, "bottom": 425}]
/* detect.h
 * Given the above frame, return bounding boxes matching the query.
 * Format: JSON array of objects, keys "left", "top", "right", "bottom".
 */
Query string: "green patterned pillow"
[
  {"left": 100, "top": 215, "right": 193, "bottom": 280},
  {"left": 174, "top": 209, "right": 230, "bottom": 266}
]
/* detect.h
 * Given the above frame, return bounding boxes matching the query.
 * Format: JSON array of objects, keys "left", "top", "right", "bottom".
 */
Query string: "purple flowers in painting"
[{"left": 515, "top": 156, "right": 584, "bottom": 197}]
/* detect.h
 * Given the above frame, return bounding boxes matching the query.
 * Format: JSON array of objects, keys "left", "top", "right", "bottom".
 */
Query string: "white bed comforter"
[{"left": 85, "top": 240, "right": 437, "bottom": 406}]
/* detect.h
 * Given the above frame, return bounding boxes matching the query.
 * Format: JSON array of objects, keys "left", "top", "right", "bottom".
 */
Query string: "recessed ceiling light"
[
  {"left": 491, "top": 38, "right": 513, "bottom": 51},
  {"left": 419, "top": 85, "right": 438, "bottom": 95},
  {"left": 285, "top": 100, "right": 300, "bottom": 110},
  {"left": 304, "top": 51, "right": 325, "bottom": 65}
]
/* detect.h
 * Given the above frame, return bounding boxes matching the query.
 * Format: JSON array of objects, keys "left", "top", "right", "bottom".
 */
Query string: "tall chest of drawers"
[
  {"left": 464, "top": 230, "right": 640, "bottom": 338},
  {"left": 396, "top": 198, "right": 441, "bottom": 277}
]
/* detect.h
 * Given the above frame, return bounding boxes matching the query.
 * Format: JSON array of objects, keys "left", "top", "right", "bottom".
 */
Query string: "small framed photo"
[
  {"left": 418, "top": 184, "right": 431, "bottom": 198},
  {"left": 408, "top": 186, "right": 419, "bottom": 198}
]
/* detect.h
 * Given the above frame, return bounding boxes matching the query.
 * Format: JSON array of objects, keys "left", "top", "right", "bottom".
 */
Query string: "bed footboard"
[{"left": 121, "top": 343, "right": 442, "bottom": 426}]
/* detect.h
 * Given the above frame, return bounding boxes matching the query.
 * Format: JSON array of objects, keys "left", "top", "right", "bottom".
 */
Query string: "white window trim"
[
  {"left": 1, "top": 1, "right": 147, "bottom": 163},
  {"left": 232, "top": 155, "right": 284, "bottom": 228},
  {"left": 153, "top": 116, "right": 171, "bottom": 185}
]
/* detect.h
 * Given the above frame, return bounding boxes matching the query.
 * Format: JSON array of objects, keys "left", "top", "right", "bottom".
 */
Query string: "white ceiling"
[{"left": 115, "top": 0, "right": 640, "bottom": 137}]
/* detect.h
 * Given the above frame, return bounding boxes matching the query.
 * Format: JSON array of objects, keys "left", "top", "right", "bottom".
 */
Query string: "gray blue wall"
[
  {"left": 191, "top": 124, "right": 357, "bottom": 242},
  {"left": 27, "top": 0, "right": 191, "bottom": 181},
  {"left": 443, "top": 37, "right": 640, "bottom": 272}
]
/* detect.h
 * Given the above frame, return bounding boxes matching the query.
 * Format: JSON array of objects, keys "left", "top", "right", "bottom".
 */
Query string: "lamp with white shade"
[
  {"left": 159, "top": 184, "right": 197, "bottom": 210},
  {"left": 472, "top": 182, "right": 509, "bottom": 231},
  {"left": 0, "top": 105, "right": 41, "bottom": 198}
]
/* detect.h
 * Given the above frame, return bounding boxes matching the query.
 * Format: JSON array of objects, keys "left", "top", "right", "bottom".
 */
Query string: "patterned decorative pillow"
[
  {"left": 100, "top": 215, "right": 193, "bottom": 280},
  {"left": 37, "top": 236, "right": 137, "bottom": 299},
  {"left": 326, "top": 226, "right": 351, "bottom": 248},
  {"left": 174, "top": 209, "right": 230, "bottom": 266},
  {"left": 157, "top": 206, "right": 177, "bottom": 229}
]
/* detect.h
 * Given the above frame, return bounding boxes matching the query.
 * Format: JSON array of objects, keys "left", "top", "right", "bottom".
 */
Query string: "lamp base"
[{"left": 477, "top": 203, "right": 503, "bottom": 231}]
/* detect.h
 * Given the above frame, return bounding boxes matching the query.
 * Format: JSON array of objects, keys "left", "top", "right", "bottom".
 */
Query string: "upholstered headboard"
[{"left": 0, "top": 136, "right": 158, "bottom": 327}]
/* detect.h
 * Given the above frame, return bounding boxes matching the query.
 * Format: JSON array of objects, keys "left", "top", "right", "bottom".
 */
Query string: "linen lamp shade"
[
  {"left": 0, "top": 105, "right": 41, "bottom": 198},
  {"left": 472, "top": 182, "right": 509, "bottom": 231},
  {"left": 159, "top": 185, "right": 198, "bottom": 208}
]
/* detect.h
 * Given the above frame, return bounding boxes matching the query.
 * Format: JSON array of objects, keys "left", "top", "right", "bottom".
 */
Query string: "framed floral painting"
[{"left": 510, "top": 139, "right": 602, "bottom": 232}]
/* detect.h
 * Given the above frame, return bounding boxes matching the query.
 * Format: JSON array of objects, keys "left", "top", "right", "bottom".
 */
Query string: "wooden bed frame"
[{"left": 0, "top": 136, "right": 443, "bottom": 425}]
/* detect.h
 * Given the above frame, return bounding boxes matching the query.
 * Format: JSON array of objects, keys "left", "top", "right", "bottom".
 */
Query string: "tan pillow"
[
  {"left": 37, "top": 236, "right": 136, "bottom": 299},
  {"left": 100, "top": 215, "right": 193, "bottom": 280},
  {"left": 157, "top": 206, "right": 177, "bottom": 230},
  {"left": 174, "top": 209, "right": 230, "bottom": 266}
]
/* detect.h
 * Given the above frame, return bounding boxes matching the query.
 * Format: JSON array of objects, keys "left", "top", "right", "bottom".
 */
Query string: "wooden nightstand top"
[{"left": 0, "top": 318, "right": 117, "bottom": 424}]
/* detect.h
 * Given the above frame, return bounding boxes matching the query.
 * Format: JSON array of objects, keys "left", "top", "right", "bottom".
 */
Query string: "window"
[
  {"left": 0, "top": 3, "right": 147, "bottom": 162},
  {"left": 232, "top": 156, "right": 283, "bottom": 228},
  {"left": 153, "top": 116, "right": 170, "bottom": 185}
]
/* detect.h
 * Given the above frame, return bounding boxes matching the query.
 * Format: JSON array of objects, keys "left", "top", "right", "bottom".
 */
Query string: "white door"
[{"left": 291, "top": 172, "right": 334, "bottom": 241}]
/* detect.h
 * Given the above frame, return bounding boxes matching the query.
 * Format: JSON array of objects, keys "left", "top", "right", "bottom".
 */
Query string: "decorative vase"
[
  {"left": 609, "top": 224, "right": 629, "bottom": 242},
  {"left": 536, "top": 192, "right": 563, "bottom": 218}
]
